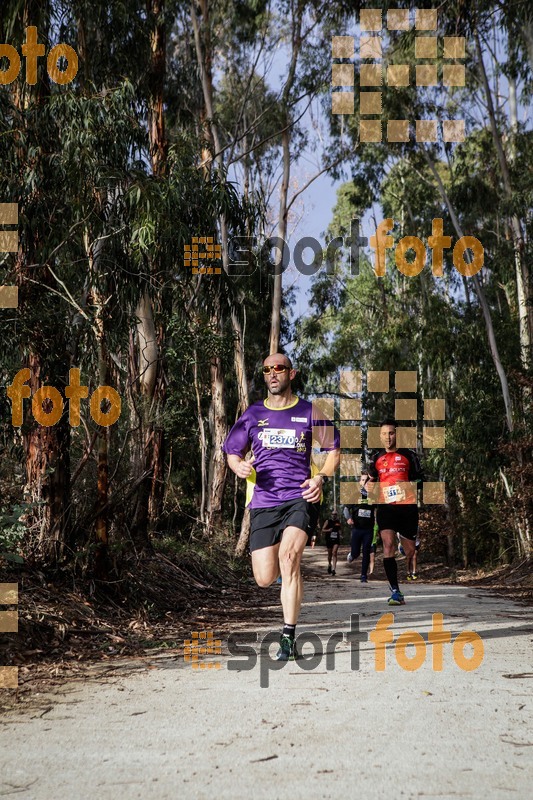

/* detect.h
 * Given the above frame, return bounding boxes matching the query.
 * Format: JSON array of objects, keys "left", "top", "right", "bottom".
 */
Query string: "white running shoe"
[{"left": 347, "top": 553, "right": 353, "bottom": 563}]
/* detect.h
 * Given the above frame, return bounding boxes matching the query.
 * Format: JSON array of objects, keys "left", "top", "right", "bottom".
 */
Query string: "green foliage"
[
  {"left": 295, "top": 126, "right": 531, "bottom": 565},
  {"left": 1, "top": 0, "right": 531, "bottom": 573},
  {"left": 0, "top": 504, "right": 29, "bottom": 563}
]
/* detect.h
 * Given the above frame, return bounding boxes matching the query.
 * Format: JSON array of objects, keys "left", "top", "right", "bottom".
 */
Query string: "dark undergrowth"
[{"left": 0, "top": 536, "right": 278, "bottom": 709}]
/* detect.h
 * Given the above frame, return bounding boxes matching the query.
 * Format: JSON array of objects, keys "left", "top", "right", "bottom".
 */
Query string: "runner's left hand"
[{"left": 300, "top": 476, "right": 323, "bottom": 502}]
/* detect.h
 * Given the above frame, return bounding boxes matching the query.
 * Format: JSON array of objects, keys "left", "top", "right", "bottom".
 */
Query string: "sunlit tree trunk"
[
  {"left": 424, "top": 152, "right": 514, "bottom": 433},
  {"left": 269, "top": 5, "right": 303, "bottom": 354},
  {"left": 193, "top": 349, "right": 208, "bottom": 523},
  {"left": 84, "top": 220, "right": 111, "bottom": 574},
  {"left": 270, "top": 126, "right": 290, "bottom": 354},
  {"left": 475, "top": 33, "right": 532, "bottom": 374},
  {"left": 191, "top": 0, "right": 230, "bottom": 533},
  {"left": 129, "top": 0, "right": 168, "bottom": 546}
]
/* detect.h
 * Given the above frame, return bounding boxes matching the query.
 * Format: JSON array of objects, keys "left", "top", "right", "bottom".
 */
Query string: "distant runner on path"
[
  {"left": 224, "top": 353, "right": 340, "bottom": 661},
  {"left": 344, "top": 468, "right": 376, "bottom": 583},
  {"left": 321, "top": 510, "right": 342, "bottom": 575},
  {"left": 368, "top": 419, "right": 424, "bottom": 606},
  {"left": 407, "top": 537, "right": 421, "bottom": 581}
]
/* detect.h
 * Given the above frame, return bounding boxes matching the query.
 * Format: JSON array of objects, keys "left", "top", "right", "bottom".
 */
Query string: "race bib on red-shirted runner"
[
  {"left": 260, "top": 428, "right": 297, "bottom": 449},
  {"left": 384, "top": 485, "right": 406, "bottom": 503}
]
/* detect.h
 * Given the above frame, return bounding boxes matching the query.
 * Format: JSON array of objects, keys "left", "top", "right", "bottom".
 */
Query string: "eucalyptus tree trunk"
[
  {"left": 231, "top": 301, "right": 252, "bottom": 553},
  {"left": 456, "top": 489, "right": 469, "bottom": 569},
  {"left": 423, "top": 152, "right": 514, "bottom": 433},
  {"left": 270, "top": 127, "right": 290, "bottom": 354},
  {"left": 206, "top": 291, "right": 228, "bottom": 535},
  {"left": 23, "top": 355, "right": 72, "bottom": 566},
  {"left": 269, "top": 5, "right": 303, "bottom": 354},
  {"left": 475, "top": 32, "right": 532, "bottom": 374},
  {"left": 15, "top": 0, "right": 72, "bottom": 565},
  {"left": 191, "top": 0, "right": 230, "bottom": 534},
  {"left": 500, "top": 469, "right": 531, "bottom": 558},
  {"left": 129, "top": 292, "right": 159, "bottom": 548},
  {"left": 193, "top": 349, "right": 208, "bottom": 523},
  {"left": 130, "top": 0, "right": 168, "bottom": 546},
  {"left": 85, "top": 227, "right": 110, "bottom": 560}
]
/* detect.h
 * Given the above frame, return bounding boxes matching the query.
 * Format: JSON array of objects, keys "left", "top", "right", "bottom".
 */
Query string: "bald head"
[
  {"left": 262, "top": 353, "right": 295, "bottom": 399},
  {"left": 264, "top": 352, "right": 292, "bottom": 369}
]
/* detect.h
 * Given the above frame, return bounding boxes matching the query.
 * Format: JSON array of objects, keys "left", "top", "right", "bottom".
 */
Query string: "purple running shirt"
[{"left": 223, "top": 397, "right": 340, "bottom": 508}]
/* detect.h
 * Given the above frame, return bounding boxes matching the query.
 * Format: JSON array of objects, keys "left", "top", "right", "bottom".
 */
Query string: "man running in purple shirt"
[{"left": 224, "top": 353, "right": 340, "bottom": 660}]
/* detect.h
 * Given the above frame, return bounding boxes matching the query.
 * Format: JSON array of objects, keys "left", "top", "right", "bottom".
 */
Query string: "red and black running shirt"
[{"left": 368, "top": 449, "right": 424, "bottom": 505}]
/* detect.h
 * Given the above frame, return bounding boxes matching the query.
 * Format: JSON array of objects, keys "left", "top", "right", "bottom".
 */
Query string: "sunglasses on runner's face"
[{"left": 262, "top": 364, "right": 289, "bottom": 375}]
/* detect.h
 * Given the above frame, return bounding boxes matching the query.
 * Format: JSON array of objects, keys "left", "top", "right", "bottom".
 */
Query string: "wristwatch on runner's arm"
[{"left": 316, "top": 473, "right": 329, "bottom": 483}]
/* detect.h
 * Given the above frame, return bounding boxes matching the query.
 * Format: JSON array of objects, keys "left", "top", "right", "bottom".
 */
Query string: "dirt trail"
[{"left": 1, "top": 548, "right": 532, "bottom": 799}]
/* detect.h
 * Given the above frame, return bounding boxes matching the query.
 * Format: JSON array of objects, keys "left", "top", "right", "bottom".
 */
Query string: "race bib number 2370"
[{"left": 260, "top": 428, "right": 297, "bottom": 449}]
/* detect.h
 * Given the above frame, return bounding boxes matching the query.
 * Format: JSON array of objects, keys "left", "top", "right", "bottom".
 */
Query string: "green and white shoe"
[{"left": 275, "top": 635, "right": 300, "bottom": 661}]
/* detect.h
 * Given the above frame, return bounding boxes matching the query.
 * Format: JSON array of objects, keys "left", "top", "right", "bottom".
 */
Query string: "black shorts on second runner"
[
  {"left": 250, "top": 499, "right": 310, "bottom": 552},
  {"left": 307, "top": 502, "right": 320, "bottom": 540},
  {"left": 325, "top": 534, "right": 340, "bottom": 549},
  {"left": 376, "top": 504, "right": 418, "bottom": 540}
]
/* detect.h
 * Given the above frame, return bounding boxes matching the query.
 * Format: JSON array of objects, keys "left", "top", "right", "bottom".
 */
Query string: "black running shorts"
[
  {"left": 250, "top": 499, "right": 311, "bottom": 552},
  {"left": 376, "top": 504, "right": 419, "bottom": 540},
  {"left": 307, "top": 502, "right": 320, "bottom": 539}
]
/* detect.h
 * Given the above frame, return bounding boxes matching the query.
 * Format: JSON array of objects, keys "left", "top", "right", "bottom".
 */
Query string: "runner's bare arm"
[
  {"left": 300, "top": 448, "right": 340, "bottom": 502},
  {"left": 318, "top": 448, "right": 341, "bottom": 478},
  {"left": 227, "top": 453, "right": 254, "bottom": 479}
]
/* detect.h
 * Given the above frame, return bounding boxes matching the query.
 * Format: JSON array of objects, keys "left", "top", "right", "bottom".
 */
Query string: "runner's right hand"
[{"left": 234, "top": 460, "right": 254, "bottom": 479}]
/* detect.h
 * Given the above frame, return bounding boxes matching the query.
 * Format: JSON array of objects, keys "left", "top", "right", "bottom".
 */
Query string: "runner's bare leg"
[
  {"left": 251, "top": 544, "right": 281, "bottom": 587},
  {"left": 380, "top": 529, "right": 396, "bottom": 556},
  {"left": 331, "top": 543, "right": 339, "bottom": 572},
  {"left": 400, "top": 536, "right": 416, "bottom": 562},
  {"left": 278, "top": 526, "right": 307, "bottom": 625}
]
